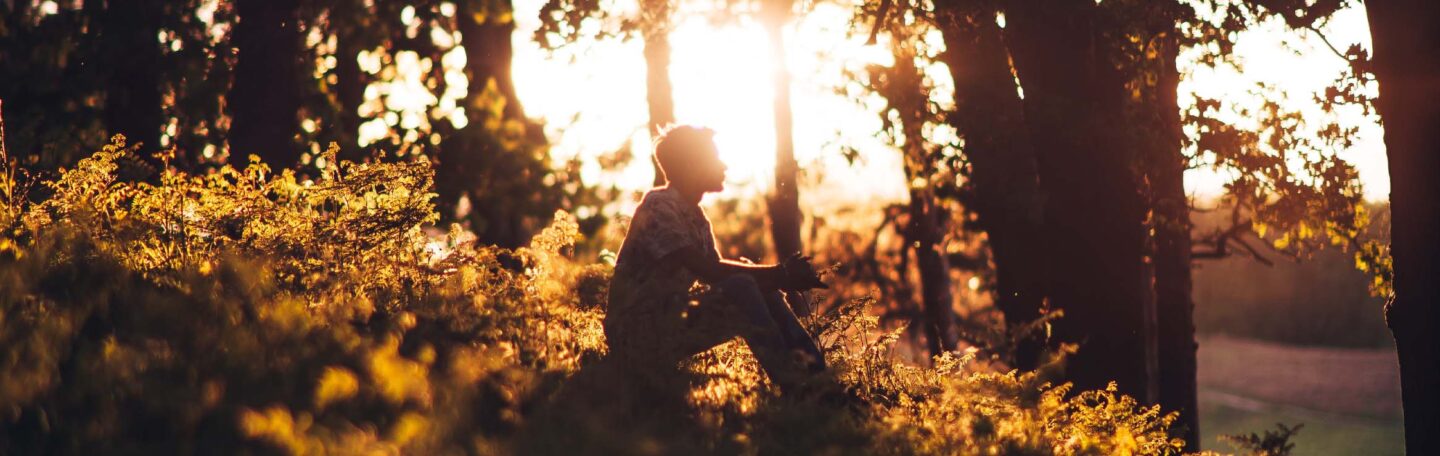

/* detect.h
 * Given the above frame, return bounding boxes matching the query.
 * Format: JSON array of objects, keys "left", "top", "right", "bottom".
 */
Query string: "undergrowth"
[{"left": 0, "top": 137, "right": 1204, "bottom": 454}]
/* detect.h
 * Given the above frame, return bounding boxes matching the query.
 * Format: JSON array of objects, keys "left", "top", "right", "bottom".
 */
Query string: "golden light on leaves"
[
  {"left": 314, "top": 366, "right": 361, "bottom": 410},
  {"left": 368, "top": 338, "right": 433, "bottom": 406},
  {"left": 0, "top": 137, "right": 1191, "bottom": 454}
]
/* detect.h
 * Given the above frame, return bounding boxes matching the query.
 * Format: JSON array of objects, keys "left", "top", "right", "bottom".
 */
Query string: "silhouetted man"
[{"left": 606, "top": 125, "right": 828, "bottom": 391}]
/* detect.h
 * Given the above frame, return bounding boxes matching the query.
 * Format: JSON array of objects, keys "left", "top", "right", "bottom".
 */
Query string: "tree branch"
[
  {"left": 1303, "top": 24, "right": 1351, "bottom": 63},
  {"left": 1190, "top": 218, "right": 1275, "bottom": 266}
]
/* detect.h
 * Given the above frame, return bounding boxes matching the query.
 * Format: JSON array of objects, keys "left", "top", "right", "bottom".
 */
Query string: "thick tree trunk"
[
  {"left": 1143, "top": 30, "right": 1198, "bottom": 451},
  {"left": 1003, "top": 0, "right": 1152, "bottom": 400},
  {"left": 458, "top": 2, "right": 526, "bottom": 122},
  {"left": 230, "top": 0, "right": 303, "bottom": 170},
  {"left": 440, "top": 0, "right": 534, "bottom": 248},
  {"left": 935, "top": 4, "right": 1048, "bottom": 370},
  {"left": 1365, "top": 1, "right": 1440, "bottom": 453},
  {"left": 100, "top": 0, "right": 165, "bottom": 160},
  {"left": 762, "top": 8, "right": 803, "bottom": 259}
]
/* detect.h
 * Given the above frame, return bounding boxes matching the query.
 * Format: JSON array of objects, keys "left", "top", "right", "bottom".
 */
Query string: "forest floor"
[{"left": 1196, "top": 334, "right": 1405, "bottom": 455}]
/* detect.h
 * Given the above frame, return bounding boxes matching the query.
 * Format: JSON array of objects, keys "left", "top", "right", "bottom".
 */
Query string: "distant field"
[{"left": 1197, "top": 334, "right": 1405, "bottom": 455}]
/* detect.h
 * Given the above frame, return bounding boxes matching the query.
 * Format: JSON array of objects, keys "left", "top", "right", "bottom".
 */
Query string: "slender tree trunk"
[
  {"left": 100, "top": 0, "right": 165, "bottom": 160},
  {"left": 911, "top": 189, "right": 958, "bottom": 355},
  {"left": 762, "top": 2, "right": 803, "bottom": 259},
  {"left": 332, "top": 35, "right": 365, "bottom": 158},
  {"left": 642, "top": 0, "right": 676, "bottom": 186},
  {"left": 1, "top": 99, "right": 7, "bottom": 158},
  {"left": 1003, "top": 0, "right": 1152, "bottom": 400},
  {"left": 1143, "top": 29, "right": 1198, "bottom": 451},
  {"left": 331, "top": 0, "right": 368, "bottom": 160},
  {"left": 1365, "top": 1, "right": 1440, "bottom": 453},
  {"left": 878, "top": 44, "right": 959, "bottom": 357},
  {"left": 935, "top": 4, "right": 1048, "bottom": 370},
  {"left": 230, "top": 0, "right": 303, "bottom": 169}
]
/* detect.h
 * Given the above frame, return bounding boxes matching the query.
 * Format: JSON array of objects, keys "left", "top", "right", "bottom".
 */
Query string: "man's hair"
[{"left": 652, "top": 125, "right": 716, "bottom": 184}]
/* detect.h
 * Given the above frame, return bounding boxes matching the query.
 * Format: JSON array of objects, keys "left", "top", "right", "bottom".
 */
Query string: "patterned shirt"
[{"left": 607, "top": 187, "right": 721, "bottom": 318}]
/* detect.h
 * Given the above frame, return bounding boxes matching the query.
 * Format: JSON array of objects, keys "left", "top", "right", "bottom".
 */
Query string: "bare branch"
[
  {"left": 1229, "top": 236, "right": 1276, "bottom": 267},
  {"left": 1190, "top": 217, "right": 1276, "bottom": 266},
  {"left": 1303, "top": 24, "right": 1352, "bottom": 63},
  {"left": 866, "top": 0, "right": 892, "bottom": 45}
]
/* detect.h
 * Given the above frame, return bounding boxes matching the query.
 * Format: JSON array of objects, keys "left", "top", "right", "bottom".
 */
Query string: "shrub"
[{"left": 0, "top": 137, "right": 1188, "bottom": 454}]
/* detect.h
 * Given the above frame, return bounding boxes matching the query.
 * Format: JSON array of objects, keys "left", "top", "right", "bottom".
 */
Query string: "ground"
[{"left": 1197, "top": 334, "right": 1405, "bottom": 455}]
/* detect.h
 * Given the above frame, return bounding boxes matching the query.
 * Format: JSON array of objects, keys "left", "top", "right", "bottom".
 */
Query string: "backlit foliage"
[{"left": 1, "top": 139, "right": 1188, "bottom": 454}]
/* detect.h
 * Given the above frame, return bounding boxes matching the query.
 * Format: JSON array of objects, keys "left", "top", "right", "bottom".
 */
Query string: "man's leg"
[
  {"left": 762, "top": 290, "right": 827, "bottom": 372},
  {"left": 715, "top": 275, "right": 813, "bottom": 389}
]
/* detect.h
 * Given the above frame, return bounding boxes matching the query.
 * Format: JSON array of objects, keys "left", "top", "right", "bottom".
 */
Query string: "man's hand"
[{"left": 780, "top": 253, "right": 828, "bottom": 291}]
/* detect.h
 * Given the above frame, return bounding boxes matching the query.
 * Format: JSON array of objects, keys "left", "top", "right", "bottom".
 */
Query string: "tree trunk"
[
  {"left": 879, "top": 43, "right": 959, "bottom": 357},
  {"left": 99, "top": 0, "right": 165, "bottom": 160},
  {"left": 1003, "top": 0, "right": 1152, "bottom": 400},
  {"left": 229, "top": 0, "right": 303, "bottom": 170},
  {"left": 1, "top": 99, "right": 7, "bottom": 157},
  {"left": 642, "top": 0, "right": 676, "bottom": 187},
  {"left": 330, "top": 0, "right": 368, "bottom": 160},
  {"left": 1365, "top": 1, "right": 1440, "bottom": 453},
  {"left": 440, "top": 0, "right": 535, "bottom": 248},
  {"left": 1142, "top": 29, "right": 1198, "bottom": 451},
  {"left": 762, "top": 3, "right": 803, "bottom": 259},
  {"left": 911, "top": 189, "right": 958, "bottom": 355},
  {"left": 458, "top": 1, "right": 526, "bottom": 122},
  {"left": 935, "top": 4, "right": 1048, "bottom": 370}
]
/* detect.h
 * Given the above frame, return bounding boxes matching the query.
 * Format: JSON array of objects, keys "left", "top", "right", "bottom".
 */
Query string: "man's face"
[{"left": 687, "top": 140, "right": 727, "bottom": 193}]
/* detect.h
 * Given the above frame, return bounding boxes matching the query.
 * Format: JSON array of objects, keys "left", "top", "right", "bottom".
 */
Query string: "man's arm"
[
  {"left": 664, "top": 246, "right": 828, "bottom": 291},
  {"left": 664, "top": 245, "right": 787, "bottom": 290}
]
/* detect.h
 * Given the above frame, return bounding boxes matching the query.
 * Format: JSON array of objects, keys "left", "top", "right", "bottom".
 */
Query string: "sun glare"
[
  {"left": 512, "top": 0, "right": 909, "bottom": 213},
  {"left": 511, "top": 0, "right": 1387, "bottom": 211},
  {"left": 669, "top": 19, "right": 778, "bottom": 188}
]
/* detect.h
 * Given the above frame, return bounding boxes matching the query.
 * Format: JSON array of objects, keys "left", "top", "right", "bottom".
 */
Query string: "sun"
[
  {"left": 510, "top": 0, "right": 909, "bottom": 206},
  {"left": 669, "top": 19, "right": 778, "bottom": 191}
]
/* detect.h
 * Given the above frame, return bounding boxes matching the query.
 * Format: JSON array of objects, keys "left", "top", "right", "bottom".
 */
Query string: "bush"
[{"left": 0, "top": 137, "right": 1188, "bottom": 454}]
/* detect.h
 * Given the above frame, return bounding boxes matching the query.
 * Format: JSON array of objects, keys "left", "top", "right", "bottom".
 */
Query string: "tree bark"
[
  {"left": 1141, "top": 28, "right": 1198, "bottom": 450},
  {"left": 230, "top": 0, "right": 303, "bottom": 170},
  {"left": 935, "top": 4, "right": 1048, "bottom": 370},
  {"left": 458, "top": 1, "right": 526, "bottom": 122},
  {"left": 878, "top": 44, "right": 959, "bottom": 357},
  {"left": 762, "top": 1, "right": 803, "bottom": 259},
  {"left": 911, "top": 189, "right": 959, "bottom": 355},
  {"left": 439, "top": 0, "right": 536, "bottom": 248},
  {"left": 642, "top": 0, "right": 676, "bottom": 187},
  {"left": 1003, "top": 0, "right": 1152, "bottom": 400},
  {"left": 1365, "top": 1, "right": 1440, "bottom": 453}
]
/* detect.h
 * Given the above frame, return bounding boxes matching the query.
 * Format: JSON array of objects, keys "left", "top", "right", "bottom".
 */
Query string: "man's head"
[{"left": 653, "top": 125, "right": 726, "bottom": 193}]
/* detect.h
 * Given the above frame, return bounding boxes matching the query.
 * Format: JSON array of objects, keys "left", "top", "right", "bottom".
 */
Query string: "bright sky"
[
  {"left": 512, "top": 0, "right": 909, "bottom": 217},
  {"left": 1179, "top": 5, "right": 1388, "bottom": 200},
  {"left": 509, "top": 0, "right": 1390, "bottom": 211}
]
